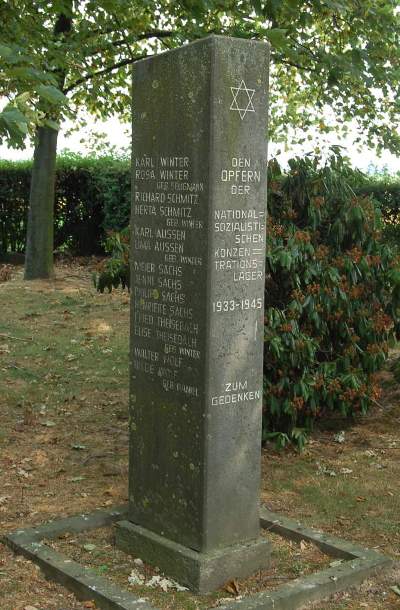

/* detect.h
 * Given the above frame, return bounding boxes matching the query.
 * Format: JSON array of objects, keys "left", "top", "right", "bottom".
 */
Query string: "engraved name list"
[{"left": 132, "top": 154, "right": 204, "bottom": 399}]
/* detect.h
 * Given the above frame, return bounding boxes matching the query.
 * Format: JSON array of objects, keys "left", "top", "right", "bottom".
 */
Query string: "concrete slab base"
[
  {"left": 2, "top": 504, "right": 393, "bottom": 610},
  {"left": 115, "top": 519, "right": 271, "bottom": 594}
]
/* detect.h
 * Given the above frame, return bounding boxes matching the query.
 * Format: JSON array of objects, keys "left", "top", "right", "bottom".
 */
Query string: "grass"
[
  {"left": 261, "top": 363, "right": 400, "bottom": 609},
  {"left": 262, "top": 414, "right": 400, "bottom": 552},
  {"left": 0, "top": 260, "right": 399, "bottom": 610}
]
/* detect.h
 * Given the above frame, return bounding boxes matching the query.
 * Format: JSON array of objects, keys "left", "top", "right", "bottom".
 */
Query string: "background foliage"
[
  {"left": 356, "top": 177, "right": 400, "bottom": 248},
  {"left": 1, "top": 152, "right": 399, "bottom": 256},
  {"left": 0, "top": 153, "right": 130, "bottom": 255},
  {"left": 2, "top": 1, "right": 399, "bottom": 280},
  {"left": 2, "top": 152, "right": 399, "bottom": 448}
]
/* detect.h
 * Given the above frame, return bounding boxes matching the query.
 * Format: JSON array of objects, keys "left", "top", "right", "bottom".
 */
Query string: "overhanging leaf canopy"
[{"left": 1, "top": 0, "right": 399, "bottom": 152}]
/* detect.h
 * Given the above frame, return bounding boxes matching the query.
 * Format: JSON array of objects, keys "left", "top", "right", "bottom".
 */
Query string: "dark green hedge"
[
  {"left": 1, "top": 154, "right": 399, "bottom": 256},
  {"left": 0, "top": 153, "right": 131, "bottom": 255},
  {"left": 0, "top": 159, "right": 30, "bottom": 253}
]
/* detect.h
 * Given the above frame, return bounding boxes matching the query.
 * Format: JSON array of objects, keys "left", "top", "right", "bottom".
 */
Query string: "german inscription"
[
  {"left": 132, "top": 154, "right": 205, "bottom": 399},
  {"left": 132, "top": 151, "right": 266, "bottom": 402}
]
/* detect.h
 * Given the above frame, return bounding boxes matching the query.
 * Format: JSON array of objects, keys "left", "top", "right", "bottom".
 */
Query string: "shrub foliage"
[
  {"left": 92, "top": 227, "right": 130, "bottom": 293},
  {"left": 264, "top": 153, "right": 399, "bottom": 448},
  {"left": 356, "top": 177, "right": 400, "bottom": 248},
  {"left": 0, "top": 159, "right": 31, "bottom": 253}
]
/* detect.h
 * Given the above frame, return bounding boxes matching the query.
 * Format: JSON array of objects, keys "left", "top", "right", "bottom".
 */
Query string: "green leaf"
[
  {"left": 0, "top": 107, "right": 27, "bottom": 126},
  {"left": 37, "top": 84, "right": 67, "bottom": 105},
  {"left": 0, "top": 44, "right": 13, "bottom": 59},
  {"left": 83, "top": 543, "right": 96, "bottom": 552},
  {"left": 44, "top": 118, "right": 60, "bottom": 131},
  {"left": 265, "top": 29, "right": 288, "bottom": 49}
]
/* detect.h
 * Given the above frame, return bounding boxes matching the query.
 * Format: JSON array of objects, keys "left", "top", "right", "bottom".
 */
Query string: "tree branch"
[
  {"left": 111, "top": 13, "right": 135, "bottom": 62},
  {"left": 107, "top": 32, "right": 170, "bottom": 50},
  {"left": 81, "top": 29, "right": 176, "bottom": 58},
  {"left": 273, "top": 55, "right": 319, "bottom": 73},
  {"left": 126, "top": 29, "right": 176, "bottom": 44},
  {"left": 63, "top": 29, "right": 177, "bottom": 93},
  {"left": 288, "top": 35, "right": 319, "bottom": 61},
  {"left": 63, "top": 28, "right": 318, "bottom": 94},
  {"left": 63, "top": 55, "right": 146, "bottom": 93}
]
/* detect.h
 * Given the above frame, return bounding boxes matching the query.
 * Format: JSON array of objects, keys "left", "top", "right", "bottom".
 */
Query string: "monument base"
[{"left": 115, "top": 520, "right": 271, "bottom": 594}]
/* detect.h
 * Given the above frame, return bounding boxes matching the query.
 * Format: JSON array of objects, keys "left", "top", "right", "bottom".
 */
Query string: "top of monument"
[{"left": 132, "top": 33, "right": 270, "bottom": 67}]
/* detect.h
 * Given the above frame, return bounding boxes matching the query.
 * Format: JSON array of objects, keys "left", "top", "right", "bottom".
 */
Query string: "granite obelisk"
[{"left": 116, "top": 34, "right": 270, "bottom": 593}]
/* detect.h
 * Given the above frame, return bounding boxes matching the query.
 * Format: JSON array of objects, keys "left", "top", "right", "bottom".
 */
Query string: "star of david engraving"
[{"left": 230, "top": 80, "right": 256, "bottom": 120}]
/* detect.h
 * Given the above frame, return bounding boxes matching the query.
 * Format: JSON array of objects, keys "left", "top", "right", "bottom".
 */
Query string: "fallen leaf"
[
  {"left": 83, "top": 602, "right": 96, "bottom": 609},
  {"left": 224, "top": 579, "right": 240, "bottom": 596},
  {"left": 391, "top": 585, "right": 400, "bottom": 597},
  {"left": 83, "top": 543, "right": 96, "bottom": 552},
  {"left": 32, "top": 449, "right": 48, "bottom": 465},
  {"left": 41, "top": 420, "right": 56, "bottom": 427},
  {"left": 23, "top": 407, "right": 36, "bottom": 426},
  {"left": 128, "top": 569, "right": 145, "bottom": 585},
  {"left": 334, "top": 431, "right": 345, "bottom": 443},
  {"left": 104, "top": 487, "right": 119, "bottom": 497},
  {"left": 17, "top": 468, "right": 30, "bottom": 479},
  {"left": 57, "top": 532, "right": 71, "bottom": 540}
]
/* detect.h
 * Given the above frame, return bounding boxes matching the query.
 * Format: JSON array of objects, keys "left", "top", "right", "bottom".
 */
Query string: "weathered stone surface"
[
  {"left": 260, "top": 508, "right": 369, "bottom": 560},
  {"left": 5, "top": 505, "right": 128, "bottom": 544},
  {"left": 13, "top": 542, "right": 154, "bottom": 610},
  {"left": 115, "top": 519, "right": 270, "bottom": 594},
  {"left": 126, "top": 34, "right": 270, "bottom": 580},
  {"left": 216, "top": 557, "right": 393, "bottom": 610}
]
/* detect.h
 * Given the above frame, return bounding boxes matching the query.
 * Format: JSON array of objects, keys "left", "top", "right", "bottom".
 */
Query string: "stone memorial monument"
[{"left": 116, "top": 34, "right": 270, "bottom": 593}]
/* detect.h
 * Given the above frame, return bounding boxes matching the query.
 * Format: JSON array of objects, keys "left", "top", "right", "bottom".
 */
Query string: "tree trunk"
[
  {"left": 24, "top": 6, "right": 71, "bottom": 280},
  {"left": 24, "top": 126, "right": 58, "bottom": 280}
]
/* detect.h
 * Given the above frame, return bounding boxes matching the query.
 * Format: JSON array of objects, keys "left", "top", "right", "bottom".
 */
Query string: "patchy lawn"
[
  {"left": 0, "top": 261, "right": 399, "bottom": 610},
  {"left": 261, "top": 358, "right": 400, "bottom": 609}
]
